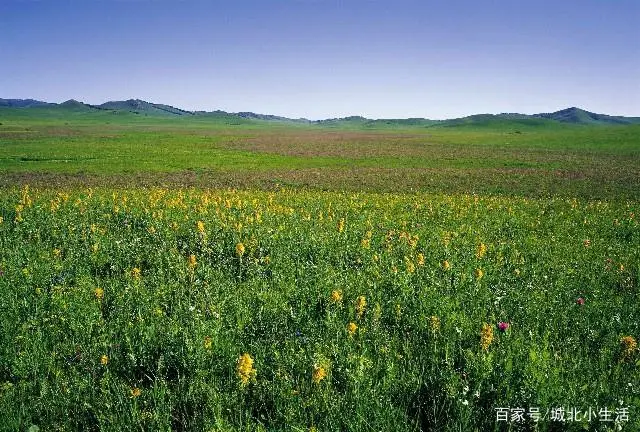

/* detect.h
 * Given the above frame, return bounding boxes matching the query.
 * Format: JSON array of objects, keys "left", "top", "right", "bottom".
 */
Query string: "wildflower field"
[
  {"left": 1, "top": 114, "right": 640, "bottom": 430},
  {"left": 1, "top": 186, "right": 639, "bottom": 431}
]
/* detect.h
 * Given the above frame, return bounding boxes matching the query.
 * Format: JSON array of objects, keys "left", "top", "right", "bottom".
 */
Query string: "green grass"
[
  {"left": 1, "top": 110, "right": 639, "bottom": 199},
  {"left": 0, "top": 187, "right": 638, "bottom": 431},
  {"left": 0, "top": 111, "right": 639, "bottom": 430}
]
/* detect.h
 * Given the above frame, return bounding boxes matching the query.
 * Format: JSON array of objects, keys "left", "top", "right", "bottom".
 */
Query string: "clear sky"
[{"left": 1, "top": 0, "right": 638, "bottom": 119}]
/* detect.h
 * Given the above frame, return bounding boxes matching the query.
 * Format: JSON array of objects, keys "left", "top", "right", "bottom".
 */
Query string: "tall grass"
[{"left": 0, "top": 186, "right": 638, "bottom": 431}]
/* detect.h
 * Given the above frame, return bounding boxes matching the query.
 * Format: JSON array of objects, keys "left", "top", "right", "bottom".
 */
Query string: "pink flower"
[
  {"left": 498, "top": 322, "right": 510, "bottom": 332},
  {"left": 576, "top": 297, "right": 585, "bottom": 305}
]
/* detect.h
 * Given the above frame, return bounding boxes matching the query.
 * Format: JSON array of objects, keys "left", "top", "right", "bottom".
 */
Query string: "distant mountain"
[
  {"left": 98, "top": 99, "right": 193, "bottom": 116},
  {"left": 236, "top": 112, "right": 310, "bottom": 123},
  {"left": 438, "top": 113, "right": 555, "bottom": 128},
  {"left": 59, "top": 99, "right": 105, "bottom": 112},
  {"left": 314, "top": 116, "right": 439, "bottom": 128},
  {"left": 2, "top": 98, "right": 639, "bottom": 126},
  {"left": 533, "top": 107, "right": 640, "bottom": 125},
  {"left": 0, "top": 98, "right": 53, "bottom": 108}
]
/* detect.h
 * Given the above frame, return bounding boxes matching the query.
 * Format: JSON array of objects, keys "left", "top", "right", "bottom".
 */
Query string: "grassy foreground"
[{"left": 0, "top": 186, "right": 638, "bottom": 431}]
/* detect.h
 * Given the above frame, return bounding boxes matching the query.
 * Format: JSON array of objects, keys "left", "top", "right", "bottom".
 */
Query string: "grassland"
[
  {"left": 1, "top": 108, "right": 640, "bottom": 199},
  {"left": 0, "top": 109, "right": 639, "bottom": 431}
]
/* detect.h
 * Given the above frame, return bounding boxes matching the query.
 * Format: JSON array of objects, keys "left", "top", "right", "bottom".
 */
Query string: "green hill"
[
  {"left": 2, "top": 98, "right": 639, "bottom": 128},
  {"left": 98, "top": 99, "right": 194, "bottom": 116},
  {"left": 533, "top": 107, "right": 640, "bottom": 125}
]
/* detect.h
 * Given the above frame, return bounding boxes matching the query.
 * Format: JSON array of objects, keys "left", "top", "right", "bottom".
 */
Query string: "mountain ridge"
[{"left": 1, "top": 98, "right": 639, "bottom": 126}]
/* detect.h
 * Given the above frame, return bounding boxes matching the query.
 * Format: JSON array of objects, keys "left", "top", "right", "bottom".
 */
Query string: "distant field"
[{"left": 1, "top": 109, "right": 640, "bottom": 199}]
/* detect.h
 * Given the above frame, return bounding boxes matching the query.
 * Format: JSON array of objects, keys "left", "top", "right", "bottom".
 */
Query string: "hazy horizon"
[{"left": 1, "top": 0, "right": 639, "bottom": 120}]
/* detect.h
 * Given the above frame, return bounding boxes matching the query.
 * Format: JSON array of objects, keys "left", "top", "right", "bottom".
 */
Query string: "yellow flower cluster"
[
  {"left": 621, "top": 336, "right": 637, "bottom": 358},
  {"left": 429, "top": 316, "right": 441, "bottom": 332},
  {"left": 100, "top": 355, "right": 109, "bottom": 365},
  {"left": 94, "top": 287, "right": 104, "bottom": 300},
  {"left": 347, "top": 322, "right": 358, "bottom": 336},
  {"left": 330, "top": 290, "right": 343, "bottom": 303},
  {"left": 355, "top": 296, "right": 366, "bottom": 318},
  {"left": 480, "top": 323, "right": 494, "bottom": 350},
  {"left": 312, "top": 365, "right": 327, "bottom": 384},
  {"left": 188, "top": 254, "right": 197, "bottom": 270},
  {"left": 237, "top": 353, "right": 257, "bottom": 385},
  {"left": 131, "top": 267, "right": 141, "bottom": 279},
  {"left": 236, "top": 242, "right": 245, "bottom": 257},
  {"left": 196, "top": 220, "right": 205, "bottom": 234},
  {"left": 404, "top": 256, "right": 415, "bottom": 274},
  {"left": 476, "top": 243, "right": 487, "bottom": 259}
]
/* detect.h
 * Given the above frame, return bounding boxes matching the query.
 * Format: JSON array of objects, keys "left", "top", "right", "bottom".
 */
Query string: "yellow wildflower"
[
  {"left": 621, "top": 336, "right": 637, "bottom": 358},
  {"left": 475, "top": 268, "right": 484, "bottom": 280},
  {"left": 429, "top": 316, "right": 441, "bottom": 332},
  {"left": 312, "top": 365, "right": 327, "bottom": 384},
  {"left": 416, "top": 253, "right": 425, "bottom": 266},
  {"left": 131, "top": 267, "right": 141, "bottom": 279},
  {"left": 361, "top": 238, "right": 370, "bottom": 249},
  {"left": 100, "top": 355, "right": 109, "bottom": 365},
  {"left": 480, "top": 323, "right": 494, "bottom": 350},
  {"left": 442, "top": 260, "right": 451, "bottom": 271},
  {"left": 330, "top": 290, "right": 343, "bottom": 303},
  {"left": 355, "top": 296, "right": 366, "bottom": 318},
  {"left": 442, "top": 231, "right": 452, "bottom": 246},
  {"left": 130, "top": 387, "right": 142, "bottom": 398},
  {"left": 235, "top": 242, "right": 245, "bottom": 257},
  {"left": 53, "top": 248, "right": 61, "bottom": 258},
  {"left": 476, "top": 243, "right": 487, "bottom": 259},
  {"left": 395, "top": 303, "right": 402, "bottom": 317},
  {"left": 204, "top": 336, "right": 212, "bottom": 350},
  {"left": 337, "top": 218, "right": 345, "bottom": 233},
  {"left": 94, "top": 287, "right": 104, "bottom": 300},
  {"left": 347, "top": 322, "right": 358, "bottom": 336},
  {"left": 188, "top": 254, "right": 197, "bottom": 270},
  {"left": 404, "top": 256, "right": 415, "bottom": 273},
  {"left": 196, "top": 220, "right": 205, "bottom": 234},
  {"left": 237, "top": 353, "right": 256, "bottom": 386}
]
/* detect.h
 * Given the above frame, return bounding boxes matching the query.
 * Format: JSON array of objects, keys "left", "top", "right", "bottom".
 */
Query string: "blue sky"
[{"left": 1, "top": 0, "right": 638, "bottom": 119}]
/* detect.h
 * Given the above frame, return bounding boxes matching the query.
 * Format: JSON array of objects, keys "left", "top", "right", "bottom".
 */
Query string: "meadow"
[{"left": 0, "top": 111, "right": 639, "bottom": 431}]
